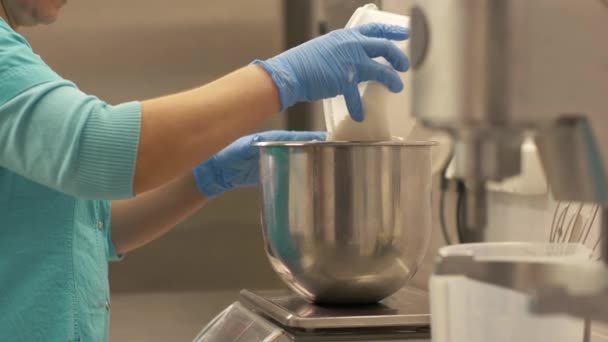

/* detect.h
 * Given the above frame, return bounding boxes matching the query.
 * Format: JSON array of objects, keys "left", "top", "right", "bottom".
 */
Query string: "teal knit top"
[{"left": 0, "top": 17, "right": 141, "bottom": 341}]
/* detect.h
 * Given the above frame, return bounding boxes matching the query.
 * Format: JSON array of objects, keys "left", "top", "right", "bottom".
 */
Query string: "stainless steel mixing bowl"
[{"left": 255, "top": 141, "right": 434, "bottom": 304}]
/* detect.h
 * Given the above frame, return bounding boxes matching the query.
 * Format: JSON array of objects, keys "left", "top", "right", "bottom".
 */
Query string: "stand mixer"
[{"left": 410, "top": 0, "right": 608, "bottom": 323}]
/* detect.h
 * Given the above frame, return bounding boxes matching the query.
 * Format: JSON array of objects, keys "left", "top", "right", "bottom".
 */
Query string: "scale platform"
[
  {"left": 239, "top": 287, "right": 430, "bottom": 331},
  {"left": 194, "top": 288, "right": 431, "bottom": 341}
]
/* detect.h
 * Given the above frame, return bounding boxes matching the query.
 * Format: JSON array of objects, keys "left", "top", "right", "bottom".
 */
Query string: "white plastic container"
[
  {"left": 430, "top": 242, "right": 591, "bottom": 342},
  {"left": 323, "top": 4, "right": 413, "bottom": 142}
]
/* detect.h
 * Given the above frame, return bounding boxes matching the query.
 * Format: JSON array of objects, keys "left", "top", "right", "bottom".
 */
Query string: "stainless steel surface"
[
  {"left": 535, "top": 116, "right": 608, "bottom": 205},
  {"left": 434, "top": 246, "right": 608, "bottom": 321},
  {"left": 460, "top": 180, "right": 487, "bottom": 242},
  {"left": 198, "top": 299, "right": 431, "bottom": 341},
  {"left": 410, "top": 0, "right": 608, "bottom": 240},
  {"left": 452, "top": 133, "right": 523, "bottom": 236},
  {"left": 412, "top": 0, "right": 608, "bottom": 322},
  {"left": 411, "top": 0, "right": 608, "bottom": 133},
  {"left": 256, "top": 141, "right": 435, "bottom": 304},
  {"left": 239, "top": 287, "right": 430, "bottom": 330}
]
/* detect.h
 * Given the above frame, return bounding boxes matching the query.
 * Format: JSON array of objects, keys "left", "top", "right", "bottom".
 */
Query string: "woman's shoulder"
[
  {"left": 0, "top": 19, "right": 61, "bottom": 106},
  {"left": 0, "top": 17, "right": 31, "bottom": 50}
]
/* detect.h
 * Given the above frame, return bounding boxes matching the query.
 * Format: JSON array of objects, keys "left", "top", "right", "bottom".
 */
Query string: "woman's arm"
[
  {"left": 0, "top": 23, "right": 408, "bottom": 199},
  {"left": 135, "top": 65, "right": 278, "bottom": 194},
  {"left": 133, "top": 23, "right": 411, "bottom": 194},
  {"left": 110, "top": 173, "right": 207, "bottom": 254},
  {"left": 110, "top": 131, "right": 325, "bottom": 254}
]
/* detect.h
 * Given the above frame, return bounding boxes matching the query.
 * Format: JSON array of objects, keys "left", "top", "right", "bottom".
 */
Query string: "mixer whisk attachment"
[{"left": 550, "top": 202, "right": 601, "bottom": 260}]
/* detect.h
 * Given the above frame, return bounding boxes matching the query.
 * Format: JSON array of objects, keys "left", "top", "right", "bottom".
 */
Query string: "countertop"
[
  {"left": 110, "top": 291, "right": 238, "bottom": 342},
  {"left": 109, "top": 291, "right": 608, "bottom": 342}
]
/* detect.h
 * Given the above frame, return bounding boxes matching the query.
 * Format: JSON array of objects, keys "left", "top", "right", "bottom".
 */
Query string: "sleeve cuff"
[
  {"left": 107, "top": 233, "right": 124, "bottom": 262},
  {"left": 75, "top": 101, "right": 142, "bottom": 199}
]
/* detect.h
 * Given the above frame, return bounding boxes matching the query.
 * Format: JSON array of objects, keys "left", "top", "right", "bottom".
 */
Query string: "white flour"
[{"left": 328, "top": 82, "right": 395, "bottom": 141}]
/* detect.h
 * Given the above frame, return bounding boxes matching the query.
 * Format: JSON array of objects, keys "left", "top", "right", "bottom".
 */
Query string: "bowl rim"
[{"left": 253, "top": 140, "right": 438, "bottom": 147}]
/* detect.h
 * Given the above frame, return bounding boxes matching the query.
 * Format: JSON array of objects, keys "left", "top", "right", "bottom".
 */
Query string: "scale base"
[
  {"left": 194, "top": 287, "right": 431, "bottom": 341},
  {"left": 239, "top": 287, "right": 431, "bottom": 337}
]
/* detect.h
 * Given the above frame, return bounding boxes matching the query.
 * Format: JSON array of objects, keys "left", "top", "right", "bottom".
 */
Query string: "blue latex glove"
[
  {"left": 253, "top": 23, "right": 410, "bottom": 122},
  {"left": 194, "top": 131, "right": 326, "bottom": 198}
]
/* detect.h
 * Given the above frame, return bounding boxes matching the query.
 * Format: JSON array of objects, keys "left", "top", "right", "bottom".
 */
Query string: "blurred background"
[{"left": 21, "top": 1, "right": 426, "bottom": 341}]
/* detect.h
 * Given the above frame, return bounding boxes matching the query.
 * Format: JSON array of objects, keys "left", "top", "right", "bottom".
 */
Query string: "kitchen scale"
[{"left": 193, "top": 287, "right": 431, "bottom": 341}]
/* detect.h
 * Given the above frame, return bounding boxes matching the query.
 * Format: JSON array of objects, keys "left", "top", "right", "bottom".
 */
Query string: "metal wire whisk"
[{"left": 549, "top": 202, "right": 602, "bottom": 260}]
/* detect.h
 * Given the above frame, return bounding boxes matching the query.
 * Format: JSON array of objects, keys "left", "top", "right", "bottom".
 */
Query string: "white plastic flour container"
[{"left": 323, "top": 4, "right": 413, "bottom": 142}]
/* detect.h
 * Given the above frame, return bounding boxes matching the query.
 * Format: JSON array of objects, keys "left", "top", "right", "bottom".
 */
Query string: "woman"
[{"left": 0, "top": 0, "right": 409, "bottom": 340}]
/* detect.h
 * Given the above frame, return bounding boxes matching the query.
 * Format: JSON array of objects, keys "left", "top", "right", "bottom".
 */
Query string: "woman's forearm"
[
  {"left": 0, "top": 24, "right": 407, "bottom": 200},
  {"left": 134, "top": 64, "right": 279, "bottom": 195},
  {"left": 110, "top": 173, "right": 208, "bottom": 254}
]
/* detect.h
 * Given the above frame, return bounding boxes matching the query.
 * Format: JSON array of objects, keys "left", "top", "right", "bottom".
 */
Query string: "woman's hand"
[
  {"left": 254, "top": 23, "right": 410, "bottom": 122},
  {"left": 193, "top": 131, "right": 326, "bottom": 198}
]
